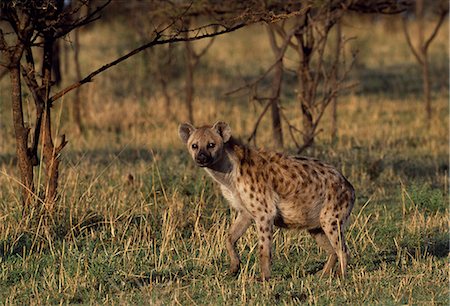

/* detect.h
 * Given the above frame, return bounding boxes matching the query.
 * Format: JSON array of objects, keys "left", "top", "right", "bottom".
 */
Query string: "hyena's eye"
[
  {"left": 192, "top": 143, "right": 198, "bottom": 150},
  {"left": 207, "top": 143, "right": 215, "bottom": 149}
]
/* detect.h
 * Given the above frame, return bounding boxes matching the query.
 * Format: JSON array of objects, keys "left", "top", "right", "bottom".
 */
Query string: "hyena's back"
[{"left": 241, "top": 150, "right": 355, "bottom": 230}]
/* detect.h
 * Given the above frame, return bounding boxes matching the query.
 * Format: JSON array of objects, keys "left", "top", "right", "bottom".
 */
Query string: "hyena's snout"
[{"left": 195, "top": 150, "right": 212, "bottom": 167}]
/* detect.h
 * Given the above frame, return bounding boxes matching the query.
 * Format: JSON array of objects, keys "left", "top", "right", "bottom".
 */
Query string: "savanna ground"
[{"left": 0, "top": 14, "right": 449, "bottom": 304}]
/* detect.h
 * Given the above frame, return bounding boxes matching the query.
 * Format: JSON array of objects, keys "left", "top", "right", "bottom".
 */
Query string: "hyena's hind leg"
[
  {"left": 308, "top": 228, "right": 338, "bottom": 276},
  {"left": 321, "top": 222, "right": 349, "bottom": 277},
  {"left": 320, "top": 197, "right": 353, "bottom": 276}
]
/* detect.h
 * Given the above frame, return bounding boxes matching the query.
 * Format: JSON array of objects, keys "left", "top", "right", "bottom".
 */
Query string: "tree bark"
[
  {"left": 331, "top": 20, "right": 341, "bottom": 143},
  {"left": 10, "top": 63, "right": 34, "bottom": 206},
  {"left": 73, "top": 28, "right": 83, "bottom": 133},
  {"left": 267, "top": 25, "right": 284, "bottom": 148},
  {"left": 270, "top": 62, "right": 284, "bottom": 148},
  {"left": 185, "top": 47, "right": 195, "bottom": 124},
  {"left": 296, "top": 16, "right": 315, "bottom": 149},
  {"left": 41, "top": 37, "right": 67, "bottom": 207}
]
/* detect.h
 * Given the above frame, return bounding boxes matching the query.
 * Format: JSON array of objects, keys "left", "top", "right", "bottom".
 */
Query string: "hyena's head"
[{"left": 178, "top": 121, "right": 231, "bottom": 167}]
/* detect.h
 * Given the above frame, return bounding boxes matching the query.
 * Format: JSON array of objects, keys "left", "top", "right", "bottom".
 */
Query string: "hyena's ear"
[
  {"left": 213, "top": 121, "right": 231, "bottom": 143},
  {"left": 178, "top": 123, "right": 195, "bottom": 144}
]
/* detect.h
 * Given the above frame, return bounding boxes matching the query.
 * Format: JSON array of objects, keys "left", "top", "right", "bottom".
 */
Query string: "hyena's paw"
[{"left": 228, "top": 262, "right": 240, "bottom": 276}]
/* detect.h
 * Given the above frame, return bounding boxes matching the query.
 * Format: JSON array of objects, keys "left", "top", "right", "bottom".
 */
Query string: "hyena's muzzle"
[{"left": 195, "top": 149, "right": 213, "bottom": 167}]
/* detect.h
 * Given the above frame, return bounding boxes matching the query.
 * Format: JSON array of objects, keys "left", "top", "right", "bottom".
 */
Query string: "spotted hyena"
[{"left": 179, "top": 121, "right": 355, "bottom": 280}]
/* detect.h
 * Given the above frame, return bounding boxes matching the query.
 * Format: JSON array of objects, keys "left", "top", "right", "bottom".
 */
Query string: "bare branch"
[
  {"left": 402, "top": 16, "right": 423, "bottom": 64},
  {"left": 49, "top": 23, "right": 245, "bottom": 103},
  {"left": 247, "top": 98, "right": 273, "bottom": 144},
  {"left": 226, "top": 25, "right": 297, "bottom": 96},
  {"left": 423, "top": 8, "right": 448, "bottom": 52}
]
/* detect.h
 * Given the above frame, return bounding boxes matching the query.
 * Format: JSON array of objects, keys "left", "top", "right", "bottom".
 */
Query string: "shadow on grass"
[
  {"left": 352, "top": 61, "right": 448, "bottom": 98},
  {"left": 368, "top": 231, "right": 449, "bottom": 271},
  {"left": 0, "top": 233, "right": 34, "bottom": 261},
  {"left": 402, "top": 232, "right": 449, "bottom": 259},
  {"left": 64, "top": 147, "right": 155, "bottom": 166}
]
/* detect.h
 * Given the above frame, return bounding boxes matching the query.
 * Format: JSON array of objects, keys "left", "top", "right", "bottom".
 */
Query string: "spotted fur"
[{"left": 179, "top": 121, "right": 355, "bottom": 280}]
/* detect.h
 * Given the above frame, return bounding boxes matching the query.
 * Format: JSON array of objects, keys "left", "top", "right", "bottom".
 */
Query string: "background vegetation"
[{"left": 0, "top": 6, "right": 448, "bottom": 305}]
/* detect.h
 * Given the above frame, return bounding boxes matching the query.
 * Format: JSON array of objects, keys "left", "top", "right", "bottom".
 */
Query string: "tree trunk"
[
  {"left": 73, "top": 28, "right": 83, "bottom": 133},
  {"left": 331, "top": 20, "right": 341, "bottom": 143},
  {"left": 271, "top": 60, "right": 284, "bottom": 148},
  {"left": 300, "top": 98, "right": 315, "bottom": 148},
  {"left": 415, "top": 0, "right": 432, "bottom": 123},
  {"left": 41, "top": 37, "right": 66, "bottom": 207},
  {"left": 422, "top": 56, "right": 431, "bottom": 122},
  {"left": 52, "top": 39, "right": 62, "bottom": 86},
  {"left": 267, "top": 24, "right": 284, "bottom": 148},
  {"left": 295, "top": 16, "right": 316, "bottom": 152},
  {"left": 184, "top": 19, "right": 195, "bottom": 124},
  {"left": 10, "top": 63, "right": 34, "bottom": 206},
  {"left": 185, "top": 54, "right": 195, "bottom": 124}
]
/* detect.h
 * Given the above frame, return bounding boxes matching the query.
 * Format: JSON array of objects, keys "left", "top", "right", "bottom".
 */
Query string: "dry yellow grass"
[{"left": 0, "top": 13, "right": 448, "bottom": 305}]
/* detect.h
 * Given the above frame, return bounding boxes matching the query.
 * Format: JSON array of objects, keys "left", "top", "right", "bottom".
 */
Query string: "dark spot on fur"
[
  {"left": 250, "top": 185, "right": 255, "bottom": 192},
  {"left": 260, "top": 226, "right": 264, "bottom": 232},
  {"left": 331, "top": 220, "right": 337, "bottom": 226},
  {"left": 264, "top": 227, "right": 269, "bottom": 232},
  {"left": 312, "top": 169, "right": 319, "bottom": 178},
  {"left": 329, "top": 231, "right": 334, "bottom": 235},
  {"left": 282, "top": 164, "right": 289, "bottom": 170},
  {"left": 260, "top": 216, "right": 265, "bottom": 221},
  {"left": 250, "top": 193, "right": 254, "bottom": 199},
  {"left": 327, "top": 194, "right": 332, "bottom": 201},
  {"left": 261, "top": 236, "right": 265, "bottom": 242}
]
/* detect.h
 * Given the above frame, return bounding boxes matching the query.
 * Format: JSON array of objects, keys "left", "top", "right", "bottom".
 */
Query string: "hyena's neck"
[{"left": 204, "top": 138, "right": 242, "bottom": 189}]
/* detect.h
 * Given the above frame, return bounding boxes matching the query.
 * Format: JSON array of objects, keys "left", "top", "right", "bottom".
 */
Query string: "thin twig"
[{"left": 49, "top": 23, "right": 245, "bottom": 103}]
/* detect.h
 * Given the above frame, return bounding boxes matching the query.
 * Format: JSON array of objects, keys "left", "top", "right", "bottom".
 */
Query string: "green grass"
[{"left": 0, "top": 13, "right": 449, "bottom": 305}]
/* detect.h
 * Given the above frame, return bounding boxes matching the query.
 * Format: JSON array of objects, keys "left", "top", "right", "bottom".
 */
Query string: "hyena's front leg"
[
  {"left": 226, "top": 211, "right": 252, "bottom": 275},
  {"left": 256, "top": 216, "right": 274, "bottom": 281}
]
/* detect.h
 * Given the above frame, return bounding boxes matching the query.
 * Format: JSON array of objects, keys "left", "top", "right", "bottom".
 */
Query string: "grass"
[{"left": 0, "top": 13, "right": 449, "bottom": 305}]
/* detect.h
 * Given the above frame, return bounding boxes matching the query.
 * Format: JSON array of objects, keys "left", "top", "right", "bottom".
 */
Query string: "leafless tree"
[
  {"left": 0, "top": 0, "right": 110, "bottom": 209},
  {"left": 183, "top": 18, "right": 215, "bottom": 124},
  {"left": 267, "top": 23, "right": 285, "bottom": 148},
  {"left": 0, "top": 0, "right": 310, "bottom": 210},
  {"left": 292, "top": 6, "right": 357, "bottom": 152},
  {"left": 402, "top": 0, "right": 448, "bottom": 123},
  {"left": 330, "top": 19, "right": 342, "bottom": 144},
  {"left": 231, "top": 0, "right": 410, "bottom": 151}
]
